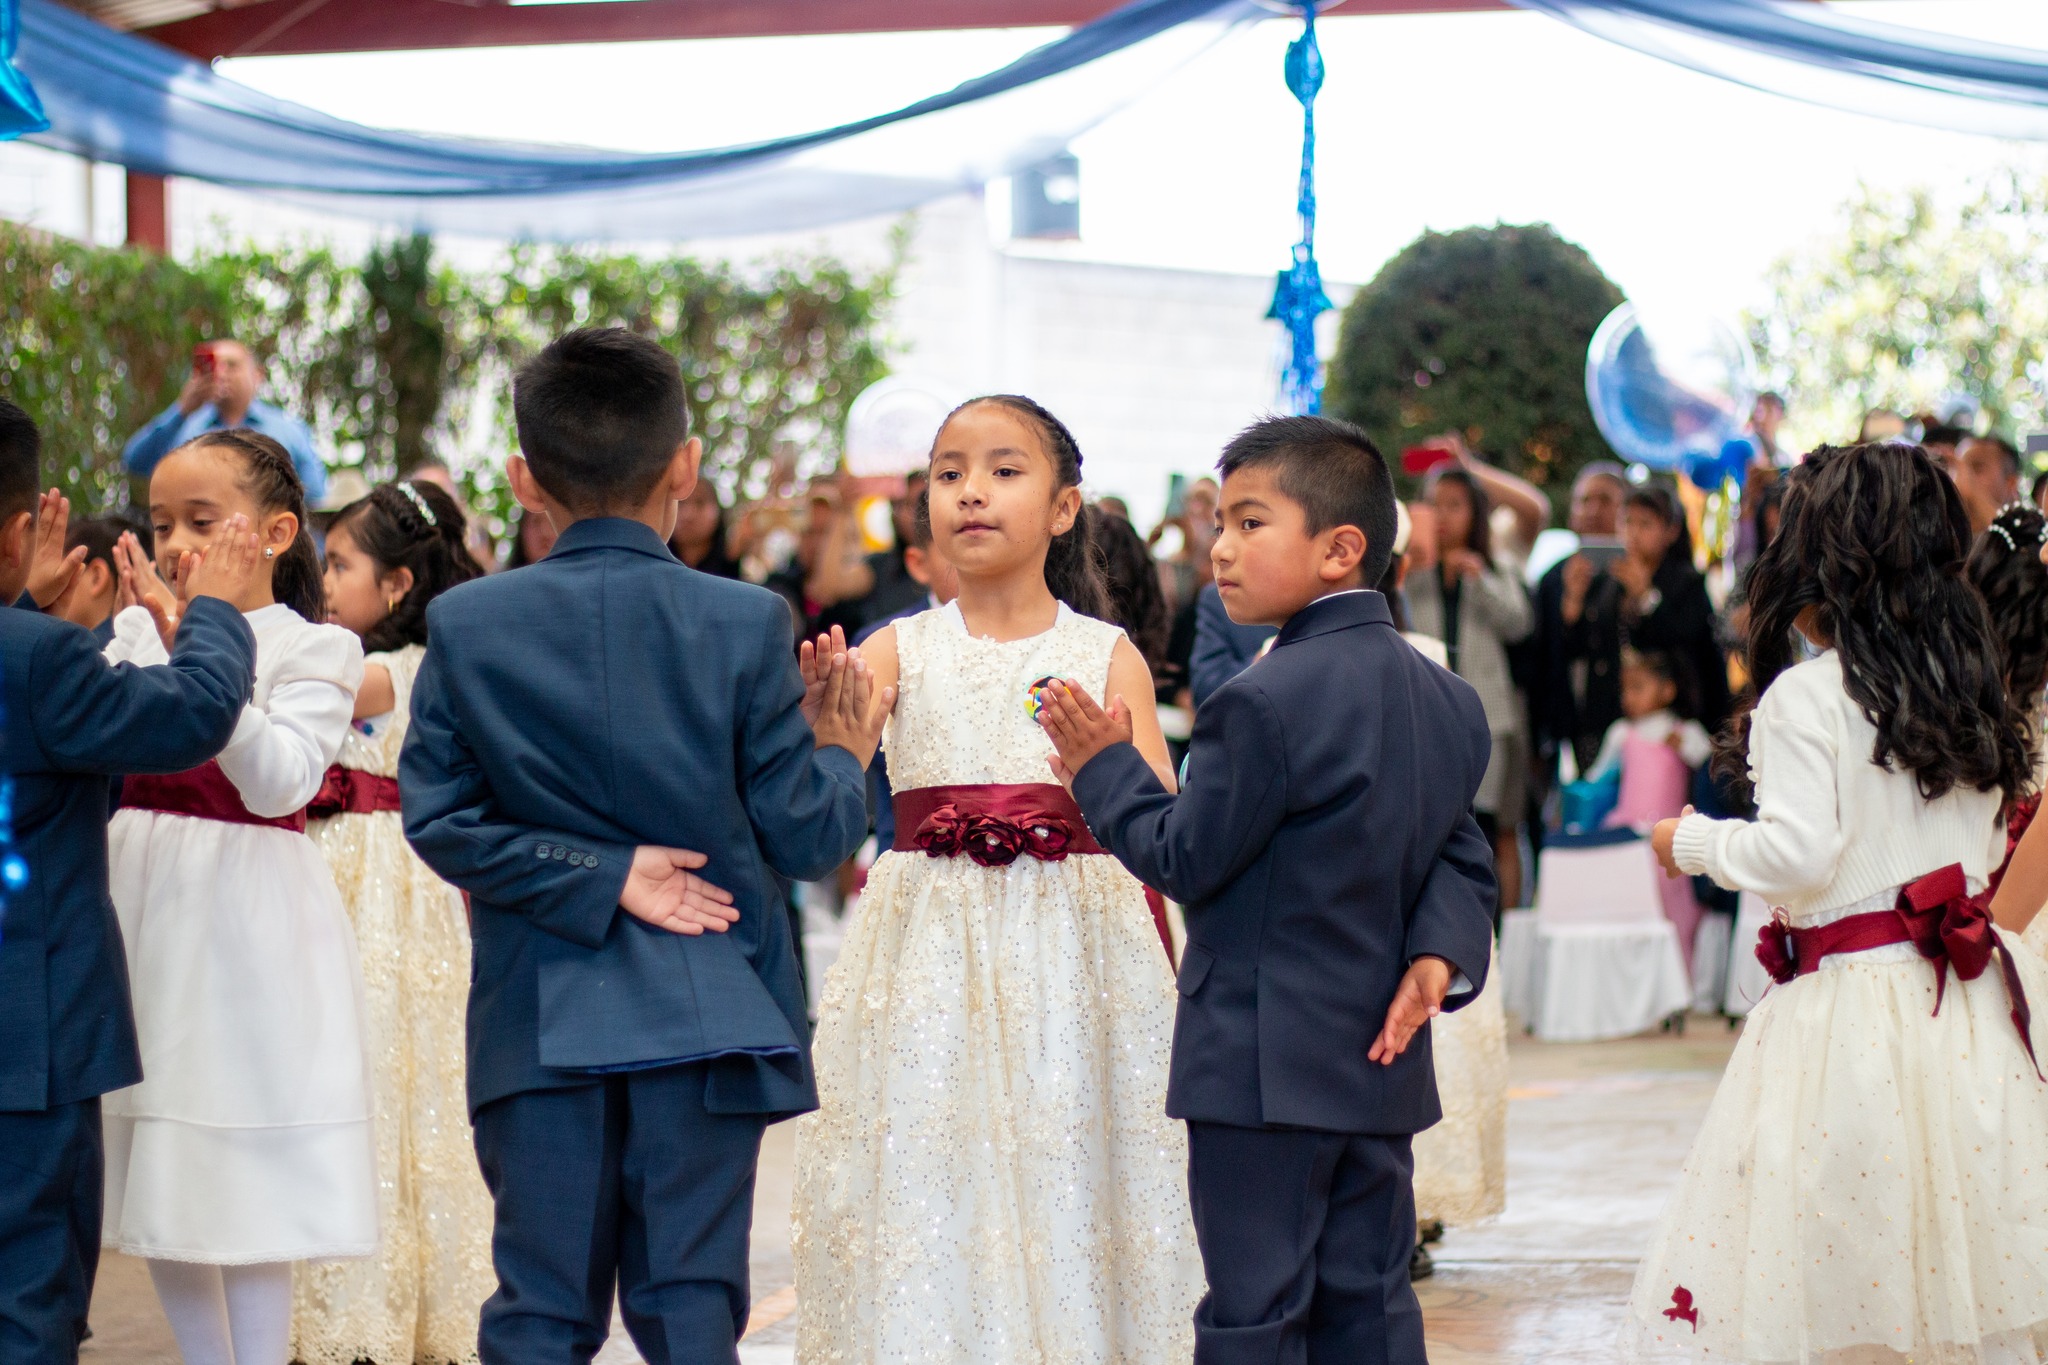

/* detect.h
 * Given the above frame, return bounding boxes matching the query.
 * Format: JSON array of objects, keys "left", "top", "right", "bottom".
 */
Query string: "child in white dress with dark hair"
[
  {"left": 1635, "top": 442, "right": 2048, "bottom": 1364},
  {"left": 104, "top": 430, "right": 374, "bottom": 1365},
  {"left": 793, "top": 396, "right": 1203, "bottom": 1363}
]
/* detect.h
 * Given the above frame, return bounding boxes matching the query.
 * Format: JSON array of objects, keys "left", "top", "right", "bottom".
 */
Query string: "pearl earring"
[{"left": 262, "top": 547, "right": 275, "bottom": 559}]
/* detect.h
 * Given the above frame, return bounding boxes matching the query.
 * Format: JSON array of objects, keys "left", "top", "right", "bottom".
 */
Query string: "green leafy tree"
[
  {"left": 1749, "top": 170, "right": 2048, "bottom": 446},
  {"left": 1325, "top": 223, "right": 1624, "bottom": 505},
  {"left": 0, "top": 223, "right": 894, "bottom": 548}
]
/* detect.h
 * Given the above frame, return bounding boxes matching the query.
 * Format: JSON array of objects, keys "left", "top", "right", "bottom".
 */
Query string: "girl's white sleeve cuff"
[{"left": 1670, "top": 812, "right": 1718, "bottom": 877}]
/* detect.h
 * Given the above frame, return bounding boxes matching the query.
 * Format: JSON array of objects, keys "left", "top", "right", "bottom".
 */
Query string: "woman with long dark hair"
[{"left": 1405, "top": 467, "right": 1533, "bottom": 913}]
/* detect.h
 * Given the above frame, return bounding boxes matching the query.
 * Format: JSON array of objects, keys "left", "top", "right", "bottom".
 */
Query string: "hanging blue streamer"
[
  {"left": 0, "top": 0, "right": 49, "bottom": 139},
  {"left": 1266, "top": 2, "right": 1332, "bottom": 415}
]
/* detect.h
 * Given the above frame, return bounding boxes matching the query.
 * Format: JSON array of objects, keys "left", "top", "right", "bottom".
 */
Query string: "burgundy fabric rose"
[
  {"left": 913, "top": 804, "right": 968, "bottom": 858},
  {"left": 962, "top": 814, "right": 1027, "bottom": 867},
  {"left": 1754, "top": 916, "right": 1797, "bottom": 985}
]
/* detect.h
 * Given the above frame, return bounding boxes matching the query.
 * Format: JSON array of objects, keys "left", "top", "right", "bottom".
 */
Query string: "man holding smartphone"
[{"left": 120, "top": 339, "right": 327, "bottom": 501}]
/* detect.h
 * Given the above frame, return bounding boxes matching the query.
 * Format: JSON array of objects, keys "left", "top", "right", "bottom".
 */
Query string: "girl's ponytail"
[
  {"left": 953, "top": 394, "right": 1112, "bottom": 621},
  {"left": 185, "top": 429, "right": 325, "bottom": 624}
]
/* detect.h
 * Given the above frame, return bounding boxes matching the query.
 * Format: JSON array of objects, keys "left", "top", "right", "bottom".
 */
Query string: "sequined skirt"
[{"left": 792, "top": 849, "right": 1202, "bottom": 1364}]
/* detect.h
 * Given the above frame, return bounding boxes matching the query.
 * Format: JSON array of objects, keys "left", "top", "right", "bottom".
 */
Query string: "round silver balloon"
[
  {"left": 1584, "top": 302, "right": 1758, "bottom": 470},
  {"left": 844, "top": 376, "right": 963, "bottom": 478}
]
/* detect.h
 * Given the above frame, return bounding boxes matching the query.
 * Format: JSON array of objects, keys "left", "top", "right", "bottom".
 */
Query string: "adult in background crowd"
[
  {"left": 1406, "top": 466, "right": 1534, "bottom": 915},
  {"left": 1952, "top": 433, "right": 2023, "bottom": 538},
  {"left": 122, "top": 339, "right": 328, "bottom": 502},
  {"left": 1611, "top": 483, "right": 1730, "bottom": 732},
  {"left": 1531, "top": 463, "right": 1629, "bottom": 778},
  {"left": 1731, "top": 392, "right": 1789, "bottom": 569},
  {"left": 667, "top": 476, "right": 743, "bottom": 579}
]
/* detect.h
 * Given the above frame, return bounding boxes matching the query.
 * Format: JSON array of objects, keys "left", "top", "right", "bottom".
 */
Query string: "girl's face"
[
  {"left": 322, "top": 519, "right": 410, "bottom": 638},
  {"left": 1431, "top": 480, "right": 1472, "bottom": 553},
  {"left": 1621, "top": 662, "right": 1677, "bottom": 720},
  {"left": 928, "top": 404, "right": 1079, "bottom": 583},
  {"left": 1624, "top": 504, "right": 1679, "bottom": 564},
  {"left": 149, "top": 444, "right": 294, "bottom": 607}
]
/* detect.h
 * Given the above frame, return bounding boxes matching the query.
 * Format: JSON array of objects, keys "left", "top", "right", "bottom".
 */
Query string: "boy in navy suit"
[
  {"left": 0, "top": 399, "right": 261, "bottom": 1363},
  {"left": 400, "top": 329, "right": 883, "bottom": 1365},
  {"left": 1040, "top": 415, "right": 1496, "bottom": 1365}
]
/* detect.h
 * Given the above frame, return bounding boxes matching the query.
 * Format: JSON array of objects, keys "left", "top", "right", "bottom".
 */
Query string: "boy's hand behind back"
[
  {"left": 621, "top": 846, "right": 739, "bottom": 936},
  {"left": 1038, "top": 680, "right": 1133, "bottom": 788},
  {"left": 1368, "top": 955, "right": 1452, "bottom": 1065}
]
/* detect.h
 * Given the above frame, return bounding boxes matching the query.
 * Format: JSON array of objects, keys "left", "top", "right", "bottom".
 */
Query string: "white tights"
[{"left": 146, "top": 1260, "right": 293, "bottom": 1365}]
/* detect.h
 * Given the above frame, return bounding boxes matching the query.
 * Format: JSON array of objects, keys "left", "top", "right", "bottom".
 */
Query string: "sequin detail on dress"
[
  {"left": 292, "top": 646, "right": 496, "bottom": 1365},
  {"left": 793, "top": 603, "right": 1203, "bottom": 1364}
]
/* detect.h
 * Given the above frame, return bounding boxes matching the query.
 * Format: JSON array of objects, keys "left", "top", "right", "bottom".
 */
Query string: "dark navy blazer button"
[
  {"left": 583, "top": 854, "right": 599, "bottom": 870},
  {"left": 568, "top": 852, "right": 585, "bottom": 867},
  {"left": 536, "top": 844, "right": 552, "bottom": 858},
  {"left": 553, "top": 847, "right": 568, "bottom": 860}
]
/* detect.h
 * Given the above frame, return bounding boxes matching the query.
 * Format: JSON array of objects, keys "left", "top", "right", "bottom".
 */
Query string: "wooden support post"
[{"left": 124, "top": 171, "right": 167, "bottom": 252}]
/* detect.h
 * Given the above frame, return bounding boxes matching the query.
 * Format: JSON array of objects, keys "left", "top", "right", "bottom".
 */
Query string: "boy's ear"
[
  {"left": 0, "top": 508, "right": 31, "bottom": 568},
  {"left": 507, "top": 455, "right": 548, "bottom": 514},
  {"left": 903, "top": 543, "right": 931, "bottom": 587},
  {"left": 669, "top": 437, "right": 703, "bottom": 502},
  {"left": 1319, "top": 523, "right": 1368, "bottom": 584}
]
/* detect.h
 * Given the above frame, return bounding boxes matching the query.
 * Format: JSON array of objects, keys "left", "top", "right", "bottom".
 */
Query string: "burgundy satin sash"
[
  {"left": 307, "top": 764, "right": 402, "bottom": 820},
  {"left": 123, "top": 760, "right": 308, "bottom": 834},
  {"left": 892, "top": 782, "right": 1105, "bottom": 866},
  {"left": 1755, "top": 862, "right": 2043, "bottom": 1080}
]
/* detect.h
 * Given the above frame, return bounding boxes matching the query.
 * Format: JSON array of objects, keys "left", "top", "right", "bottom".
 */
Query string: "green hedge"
[{"left": 0, "top": 223, "right": 894, "bottom": 542}]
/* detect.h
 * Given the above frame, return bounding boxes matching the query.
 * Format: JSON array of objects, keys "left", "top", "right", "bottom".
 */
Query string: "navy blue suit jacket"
[
  {"left": 0, "top": 596, "right": 255, "bottom": 1112},
  {"left": 1073, "top": 590, "right": 1495, "bottom": 1135},
  {"left": 400, "top": 519, "right": 869, "bottom": 1119}
]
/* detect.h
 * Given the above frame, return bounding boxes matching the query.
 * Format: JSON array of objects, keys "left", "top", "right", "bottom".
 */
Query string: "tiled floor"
[{"left": 84, "top": 1020, "right": 1739, "bottom": 1365}]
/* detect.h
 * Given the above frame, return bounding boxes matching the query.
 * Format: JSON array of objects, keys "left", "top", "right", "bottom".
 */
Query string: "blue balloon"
[
  {"left": 1586, "top": 303, "right": 1758, "bottom": 471},
  {"left": 1684, "top": 437, "right": 1756, "bottom": 492}
]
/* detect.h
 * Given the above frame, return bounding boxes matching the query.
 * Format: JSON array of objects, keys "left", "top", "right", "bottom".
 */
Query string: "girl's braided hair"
[
  {"left": 1715, "top": 441, "right": 2030, "bottom": 807},
  {"left": 328, "top": 479, "right": 485, "bottom": 651},
  {"left": 179, "top": 429, "right": 325, "bottom": 624},
  {"left": 941, "top": 395, "right": 1112, "bottom": 622}
]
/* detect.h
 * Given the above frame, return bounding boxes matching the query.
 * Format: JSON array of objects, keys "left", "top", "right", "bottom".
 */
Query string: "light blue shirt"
[{"left": 121, "top": 399, "right": 328, "bottom": 503}]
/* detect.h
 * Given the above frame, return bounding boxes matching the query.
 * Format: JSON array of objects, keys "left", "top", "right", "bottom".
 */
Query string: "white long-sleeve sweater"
[{"left": 1671, "top": 650, "right": 2004, "bottom": 917}]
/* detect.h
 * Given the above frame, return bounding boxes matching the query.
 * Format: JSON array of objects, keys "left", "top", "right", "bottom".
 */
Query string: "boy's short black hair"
[
  {"left": 67, "top": 516, "right": 124, "bottom": 570},
  {"left": 0, "top": 398, "right": 40, "bottom": 525},
  {"left": 512, "top": 327, "right": 690, "bottom": 513},
  {"left": 1217, "top": 414, "right": 1398, "bottom": 587}
]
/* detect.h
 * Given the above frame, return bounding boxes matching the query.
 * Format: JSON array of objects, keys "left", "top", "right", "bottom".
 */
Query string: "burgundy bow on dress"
[
  {"left": 892, "top": 783, "right": 1106, "bottom": 866},
  {"left": 1755, "top": 863, "right": 2043, "bottom": 1080},
  {"left": 306, "top": 764, "right": 404, "bottom": 821}
]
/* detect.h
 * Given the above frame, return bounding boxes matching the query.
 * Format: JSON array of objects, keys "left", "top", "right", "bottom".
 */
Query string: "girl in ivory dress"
[
  {"left": 292, "top": 479, "right": 493, "bottom": 1365},
  {"left": 104, "top": 430, "right": 375, "bottom": 1365},
  {"left": 792, "top": 396, "right": 1204, "bottom": 1363},
  {"left": 1634, "top": 442, "right": 2048, "bottom": 1364}
]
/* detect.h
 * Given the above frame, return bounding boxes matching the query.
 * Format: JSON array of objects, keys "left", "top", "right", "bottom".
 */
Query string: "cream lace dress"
[
  {"left": 1412, "top": 943, "right": 1508, "bottom": 1228},
  {"left": 792, "top": 602, "right": 1204, "bottom": 1364},
  {"left": 292, "top": 645, "right": 496, "bottom": 1365}
]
